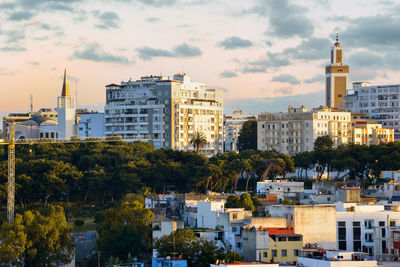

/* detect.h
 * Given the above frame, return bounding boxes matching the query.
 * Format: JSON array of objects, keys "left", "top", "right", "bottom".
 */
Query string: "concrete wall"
[
  {"left": 242, "top": 230, "right": 269, "bottom": 261},
  {"left": 294, "top": 206, "right": 337, "bottom": 250},
  {"left": 245, "top": 217, "right": 287, "bottom": 228},
  {"left": 297, "top": 257, "right": 378, "bottom": 267}
]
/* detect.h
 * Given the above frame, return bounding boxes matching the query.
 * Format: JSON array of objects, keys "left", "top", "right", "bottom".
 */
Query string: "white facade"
[
  {"left": 77, "top": 112, "right": 104, "bottom": 138},
  {"left": 298, "top": 251, "right": 378, "bottom": 267},
  {"left": 196, "top": 201, "right": 252, "bottom": 253},
  {"left": 257, "top": 106, "right": 352, "bottom": 154},
  {"left": 224, "top": 110, "right": 256, "bottom": 152},
  {"left": 343, "top": 82, "right": 400, "bottom": 140},
  {"left": 335, "top": 202, "right": 400, "bottom": 257},
  {"left": 104, "top": 74, "right": 224, "bottom": 155},
  {"left": 256, "top": 180, "right": 304, "bottom": 201}
]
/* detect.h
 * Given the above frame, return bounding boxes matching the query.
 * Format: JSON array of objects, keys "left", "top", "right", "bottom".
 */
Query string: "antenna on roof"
[
  {"left": 30, "top": 94, "right": 33, "bottom": 113},
  {"left": 75, "top": 79, "right": 78, "bottom": 108}
]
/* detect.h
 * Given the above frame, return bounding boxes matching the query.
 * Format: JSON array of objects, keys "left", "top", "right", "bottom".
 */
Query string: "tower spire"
[
  {"left": 336, "top": 33, "right": 339, "bottom": 42},
  {"left": 61, "top": 69, "right": 70, "bottom": 97}
]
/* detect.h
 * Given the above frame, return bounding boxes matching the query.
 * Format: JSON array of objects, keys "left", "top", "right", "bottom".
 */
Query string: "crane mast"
[{"left": 7, "top": 123, "right": 15, "bottom": 223}]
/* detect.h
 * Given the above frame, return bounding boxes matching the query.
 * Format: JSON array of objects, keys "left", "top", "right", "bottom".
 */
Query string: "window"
[
  {"left": 232, "top": 213, "right": 237, "bottom": 219},
  {"left": 282, "top": 250, "right": 287, "bottom": 257},
  {"left": 353, "top": 222, "right": 361, "bottom": 252},
  {"left": 263, "top": 252, "right": 268, "bottom": 258},
  {"left": 294, "top": 250, "right": 299, "bottom": 256},
  {"left": 272, "top": 250, "right": 277, "bottom": 257},
  {"left": 338, "top": 221, "right": 346, "bottom": 250}
]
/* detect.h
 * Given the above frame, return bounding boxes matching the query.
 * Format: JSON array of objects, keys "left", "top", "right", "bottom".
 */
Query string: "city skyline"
[{"left": 1, "top": 0, "right": 400, "bottom": 115}]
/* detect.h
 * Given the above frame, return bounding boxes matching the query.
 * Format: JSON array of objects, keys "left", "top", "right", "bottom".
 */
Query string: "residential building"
[
  {"left": 257, "top": 106, "right": 352, "bottom": 154},
  {"left": 210, "top": 263, "right": 279, "bottom": 267},
  {"left": 351, "top": 114, "right": 394, "bottom": 145},
  {"left": 151, "top": 258, "right": 187, "bottom": 267},
  {"left": 343, "top": 81, "right": 400, "bottom": 140},
  {"left": 242, "top": 227, "right": 302, "bottom": 263},
  {"left": 224, "top": 110, "right": 256, "bottom": 152},
  {"left": 336, "top": 187, "right": 361, "bottom": 203},
  {"left": 2, "top": 112, "right": 33, "bottom": 139},
  {"left": 104, "top": 73, "right": 224, "bottom": 155},
  {"left": 152, "top": 220, "right": 184, "bottom": 240},
  {"left": 256, "top": 180, "right": 304, "bottom": 201},
  {"left": 197, "top": 202, "right": 252, "bottom": 253},
  {"left": 77, "top": 111, "right": 104, "bottom": 138},
  {"left": 297, "top": 250, "right": 378, "bottom": 267},
  {"left": 265, "top": 205, "right": 337, "bottom": 250},
  {"left": 183, "top": 193, "right": 228, "bottom": 227},
  {"left": 326, "top": 35, "right": 350, "bottom": 109},
  {"left": 335, "top": 202, "right": 400, "bottom": 257}
]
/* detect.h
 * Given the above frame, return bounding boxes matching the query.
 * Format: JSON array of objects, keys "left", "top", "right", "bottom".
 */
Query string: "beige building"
[
  {"left": 105, "top": 74, "right": 224, "bottom": 155},
  {"left": 351, "top": 114, "right": 394, "bottom": 145},
  {"left": 326, "top": 34, "right": 349, "bottom": 109},
  {"left": 257, "top": 106, "right": 352, "bottom": 154},
  {"left": 242, "top": 227, "right": 302, "bottom": 263},
  {"left": 265, "top": 205, "right": 337, "bottom": 250}
]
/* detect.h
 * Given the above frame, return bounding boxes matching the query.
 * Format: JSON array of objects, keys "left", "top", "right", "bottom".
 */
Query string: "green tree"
[
  {"left": 225, "top": 193, "right": 257, "bottom": 212},
  {"left": 154, "top": 229, "right": 241, "bottom": 267},
  {"left": 237, "top": 120, "right": 257, "bottom": 152},
  {"left": 0, "top": 214, "right": 27, "bottom": 266},
  {"left": 0, "top": 205, "right": 74, "bottom": 266},
  {"left": 189, "top": 131, "right": 208, "bottom": 154},
  {"left": 97, "top": 201, "right": 154, "bottom": 261}
]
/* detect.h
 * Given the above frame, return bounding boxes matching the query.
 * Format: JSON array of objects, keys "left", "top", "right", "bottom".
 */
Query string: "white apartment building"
[
  {"left": 257, "top": 106, "right": 352, "bottom": 154},
  {"left": 224, "top": 110, "right": 256, "bottom": 152},
  {"left": 77, "top": 112, "right": 104, "bottom": 138},
  {"left": 335, "top": 202, "right": 400, "bottom": 257},
  {"left": 104, "top": 73, "right": 224, "bottom": 155},
  {"left": 343, "top": 82, "right": 400, "bottom": 140}
]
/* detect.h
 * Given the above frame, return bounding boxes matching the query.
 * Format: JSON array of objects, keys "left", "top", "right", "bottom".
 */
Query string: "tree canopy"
[{"left": 237, "top": 120, "right": 257, "bottom": 151}]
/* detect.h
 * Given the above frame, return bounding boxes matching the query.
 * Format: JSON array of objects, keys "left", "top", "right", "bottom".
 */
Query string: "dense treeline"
[
  {"left": 294, "top": 136, "right": 400, "bottom": 180},
  {"left": 0, "top": 141, "right": 294, "bottom": 213},
  {"left": 2, "top": 137, "right": 400, "bottom": 214}
]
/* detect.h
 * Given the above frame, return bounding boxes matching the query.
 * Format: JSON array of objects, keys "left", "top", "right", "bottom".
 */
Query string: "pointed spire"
[
  {"left": 336, "top": 33, "right": 339, "bottom": 42},
  {"left": 61, "top": 69, "right": 70, "bottom": 97}
]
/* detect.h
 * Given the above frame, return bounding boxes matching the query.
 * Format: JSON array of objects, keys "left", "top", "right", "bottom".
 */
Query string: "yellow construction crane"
[{"left": 0, "top": 123, "right": 148, "bottom": 223}]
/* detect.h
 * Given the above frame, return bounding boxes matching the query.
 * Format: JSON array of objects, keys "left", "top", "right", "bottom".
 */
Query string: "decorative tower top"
[
  {"left": 58, "top": 69, "right": 74, "bottom": 109},
  {"left": 61, "top": 69, "right": 70, "bottom": 97}
]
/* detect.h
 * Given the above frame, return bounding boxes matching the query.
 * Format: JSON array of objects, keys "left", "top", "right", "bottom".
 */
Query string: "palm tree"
[{"left": 189, "top": 131, "right": 208, "bottom": 154}]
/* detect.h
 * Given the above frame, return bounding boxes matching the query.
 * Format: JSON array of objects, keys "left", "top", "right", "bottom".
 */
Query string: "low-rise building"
[
  {"left": 265, "top": 205, "right": 337, "bottom": 250},
  {"left": 197, "top": 202, "right": 252, "bottom": 253},
  {"left": 152, "top": 220, "right": 184, "bottom": 240},
  {"left": 297, "top": 250, "right": 378, "bottom": 267},
  {"left": 256, "top": 180, "right": 304, "bottom": 201},
  {"left": 242, "top": 227, "right": 302, "bottom": 263},
  {"left": 152, "top": 257, "right": 187, "bottom": 267},
  {"left": 210, "top": 262, "right": 279, "bottom": 267}
]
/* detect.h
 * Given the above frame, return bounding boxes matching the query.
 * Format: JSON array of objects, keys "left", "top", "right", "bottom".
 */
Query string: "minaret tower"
[
  {"left": 56, "top": 70, "right": 76, "bottom": 138},
  {"left": 325, "top": 34, "right": 349, "bottom": 108}
]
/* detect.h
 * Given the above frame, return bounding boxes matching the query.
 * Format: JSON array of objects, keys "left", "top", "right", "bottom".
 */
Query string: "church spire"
[{"left": 61, "top": 69, "right": 70, "bottom": 97}]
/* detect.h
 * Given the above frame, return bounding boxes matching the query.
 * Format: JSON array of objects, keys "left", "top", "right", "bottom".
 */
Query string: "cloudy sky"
[{"left": 1, "top": 0, "right": 400, "bottom": 115}]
